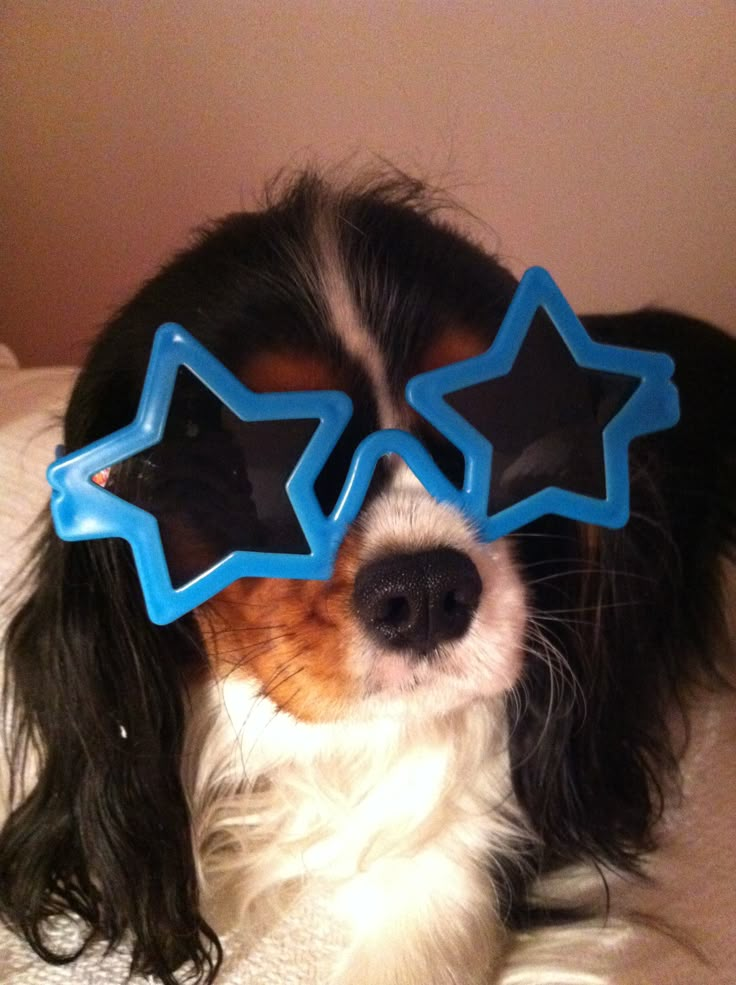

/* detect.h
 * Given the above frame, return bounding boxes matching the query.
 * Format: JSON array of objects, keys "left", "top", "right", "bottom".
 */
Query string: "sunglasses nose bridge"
[{"left": 328, "top": 428, "right": 472, "bottom": 528}]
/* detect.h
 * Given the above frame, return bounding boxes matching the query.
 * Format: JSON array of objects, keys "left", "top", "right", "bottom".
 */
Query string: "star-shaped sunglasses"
[{"left": 48, "top": 267, "right": 679, "bottom": 624}]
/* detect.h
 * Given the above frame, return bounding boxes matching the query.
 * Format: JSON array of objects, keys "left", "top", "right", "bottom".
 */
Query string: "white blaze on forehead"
[
  {"left": 357, "top": 461, "right": 479, "bottom": 561},
  {"left": 312, "top": 210, "right": 403, "bottom": 431},
  {"left": 304, "top": 203, "right": 527, "bottom": 706}
]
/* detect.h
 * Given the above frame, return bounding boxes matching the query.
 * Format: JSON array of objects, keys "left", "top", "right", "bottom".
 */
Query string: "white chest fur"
[{"left": 183, "top": 681, "right": 526, "bottom": 985}]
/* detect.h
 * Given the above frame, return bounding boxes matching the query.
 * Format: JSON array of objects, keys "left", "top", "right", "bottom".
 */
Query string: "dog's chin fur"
[{"left": 0, "top": 169, "right": 734, "bottom": 985}]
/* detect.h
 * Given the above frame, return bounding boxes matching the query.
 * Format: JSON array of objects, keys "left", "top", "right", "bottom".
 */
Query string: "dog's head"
[{"left": 2, "top": 172, "right": 733, "bottom": 984}]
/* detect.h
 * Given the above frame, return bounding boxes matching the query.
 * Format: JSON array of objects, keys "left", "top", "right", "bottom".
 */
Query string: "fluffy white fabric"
[{"left": 0, "top": 363, "right": 76, "bottom": 591}]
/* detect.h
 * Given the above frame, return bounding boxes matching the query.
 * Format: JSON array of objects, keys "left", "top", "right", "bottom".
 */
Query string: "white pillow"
[{"left": 0, "top": 363, "right": 77, "bottom": 594}]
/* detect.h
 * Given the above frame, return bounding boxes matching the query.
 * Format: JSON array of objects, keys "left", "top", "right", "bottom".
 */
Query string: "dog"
[{"left": 0, "top": 170, "right": 734, "bottom": 985}]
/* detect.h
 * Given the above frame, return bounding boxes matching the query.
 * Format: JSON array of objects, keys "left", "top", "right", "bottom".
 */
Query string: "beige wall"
[{"left": 2, "top": 2, "right": 734, "bottom": 366}]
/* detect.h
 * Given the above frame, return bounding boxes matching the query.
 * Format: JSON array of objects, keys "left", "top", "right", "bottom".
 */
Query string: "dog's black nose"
[{"left": 352, "top": 548, "right": 482, "bottom": 654}]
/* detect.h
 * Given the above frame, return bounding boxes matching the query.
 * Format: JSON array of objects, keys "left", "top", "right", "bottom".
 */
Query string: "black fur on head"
[{"left": 1, "top": 169, "right": 734, "bottom": 981}]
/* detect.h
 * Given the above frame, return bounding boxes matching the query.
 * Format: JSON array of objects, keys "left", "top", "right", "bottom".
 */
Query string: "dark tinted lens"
[
  {"left": 445, "top": 310, "right": 638, "bottom": 513},
  {"left": 105, "top": 369, "right": 317, "bottom": 588}
]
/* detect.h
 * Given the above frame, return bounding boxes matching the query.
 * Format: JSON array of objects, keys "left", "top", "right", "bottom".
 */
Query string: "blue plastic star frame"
[{"left": 48, "top": 267, "right": 680, "bottom": 624}]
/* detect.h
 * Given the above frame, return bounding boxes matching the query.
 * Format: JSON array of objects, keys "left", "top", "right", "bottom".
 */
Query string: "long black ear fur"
[
  {"left": 0, "top": 527, "right": 221, "bottom": 984},
  {"left": 510, "top": 310, "right": 736, "bottom": 878}
]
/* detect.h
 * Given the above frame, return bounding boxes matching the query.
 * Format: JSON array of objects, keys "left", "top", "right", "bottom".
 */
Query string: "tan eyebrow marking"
[
  {"left": 417, "top": 325, "right": 489, "bottom": 376},
  {"left": 239, "top": 351, "right": 350, "bottom": 394},
  {"left": 408, "top": 326, "right": 491, "bottom": 434}
]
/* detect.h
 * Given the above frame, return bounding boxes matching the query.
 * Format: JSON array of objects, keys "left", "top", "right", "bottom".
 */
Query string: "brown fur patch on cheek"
[{"left": 197, "top": 533, "right": 364, "bottom": 722}]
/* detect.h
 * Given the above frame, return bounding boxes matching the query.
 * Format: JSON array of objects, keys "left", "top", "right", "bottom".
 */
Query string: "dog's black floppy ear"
[
  {"left": 510, "top": 311, "right": 736, "bottom": 876},
  {"left": 0, "top": 525, "right": 221, "bottom": 985}
]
